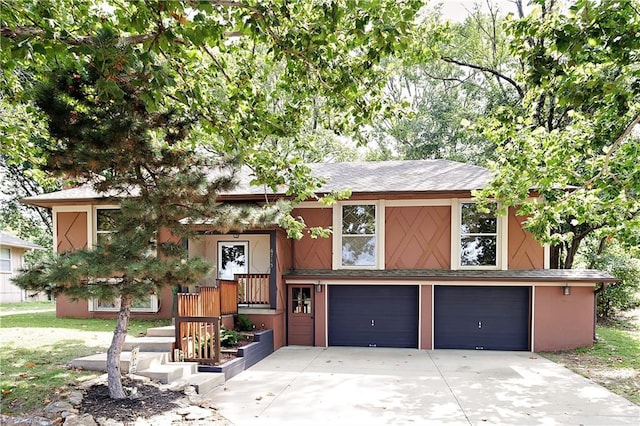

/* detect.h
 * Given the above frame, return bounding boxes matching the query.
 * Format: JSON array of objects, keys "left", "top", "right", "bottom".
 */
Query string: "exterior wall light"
[
  {"left": 315, "top": 283, "right": 323, "bottom": 293},
  {"left": 563, "top": 285, "right": 571, "bottom": 296}
]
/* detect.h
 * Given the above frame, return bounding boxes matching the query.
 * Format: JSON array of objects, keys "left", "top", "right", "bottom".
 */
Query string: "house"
[
  {"left": 0, "top": 231, "right": 46, "bottom": 303},
  {"left": 22, "top": 159, "right": 616, "bottom": 352}
]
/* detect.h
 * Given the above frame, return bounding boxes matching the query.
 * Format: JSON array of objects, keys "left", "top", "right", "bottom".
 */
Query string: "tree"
[
  {"left": 2, "top": 0, "right": 423, "bottom": 398},
  {"left": 475, "top": 0, "right": 640, "bottom": 268},
  {"left": 365, "top": 1, "right": 521, "bottom": 165},
  {"left": 576, "top": 236, "right": 640, "bottom": 321}
]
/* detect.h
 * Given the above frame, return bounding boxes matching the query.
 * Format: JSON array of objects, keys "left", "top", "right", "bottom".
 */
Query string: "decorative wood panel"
[
  {"left": 56, "top": 212, "right": 88, "bottom": 253},
  {"left": 291, "top": 208, "right": 332, "bottom": 269},
  {"left": 385, "top": 206, "right": 451, "bottom": 269},
  {"left": 508, "top": 208, "right": 544, "bottom": 269}
]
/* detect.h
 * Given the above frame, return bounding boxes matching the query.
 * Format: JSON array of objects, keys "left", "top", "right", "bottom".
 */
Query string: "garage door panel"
[
  {"left": 329, "top": 285, "right": 418, "bottom": 348},
  {"left": 435, "top": 286, "right": 530, "bottom": 351}
]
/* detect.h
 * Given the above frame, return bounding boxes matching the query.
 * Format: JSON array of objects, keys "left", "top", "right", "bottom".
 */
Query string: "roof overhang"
[{"left": 283, "top": 269, "right": 619, "bottom": 284}]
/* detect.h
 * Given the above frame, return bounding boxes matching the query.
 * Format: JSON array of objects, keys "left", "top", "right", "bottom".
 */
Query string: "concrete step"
[
  {"left": 137, "top": 362, "right": 198, "bottom": 384},
  {"left": 123, "top": 336, "right": 175, "bottom": 352},
  {"left": 70, "top": 351, "right": 168, "bottom": 372},
  {"left": 184, "top": 372, "right": 225, "bottom": 394},
  {"left": 146, "top": 325, "right": 176, "bottom": 337}
]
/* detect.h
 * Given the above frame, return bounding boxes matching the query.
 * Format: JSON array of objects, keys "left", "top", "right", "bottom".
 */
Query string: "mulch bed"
[{"left": 79, "top": 378, "right": 184, "bottom": 422}]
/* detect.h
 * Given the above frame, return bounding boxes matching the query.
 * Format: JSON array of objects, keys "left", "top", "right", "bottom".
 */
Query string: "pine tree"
[{"left": 13, "top": 54, "right": 281, "bottom": 398}]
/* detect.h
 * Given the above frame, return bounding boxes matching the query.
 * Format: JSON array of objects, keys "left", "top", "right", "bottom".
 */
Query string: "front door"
[{"left": 288, "top": 285, "right": 314, "bottom": 346}]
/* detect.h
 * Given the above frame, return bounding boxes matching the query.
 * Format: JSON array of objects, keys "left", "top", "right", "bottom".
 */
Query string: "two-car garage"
[{"left": 325, "top": 285, "right": 531, "bottom": 351}]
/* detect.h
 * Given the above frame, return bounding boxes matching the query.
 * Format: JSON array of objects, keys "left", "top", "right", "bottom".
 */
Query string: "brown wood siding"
[
  {"left": 534, "top": 286, "right": 594, "bottom": 351},
  {"left": 291, "top": 208, "right": 332, "bottom": 269},
  {"left": 508, "top": 207, "right": 544, "bottom": 269},
  {"left": 56, "top": 285, "right": 173, "bottom": 319},
  {"left": 56, "top": 212, "right": 88, "bottom": 253},
  {"left": 385, "top": 206, "right": 451, "bottom": 269}
]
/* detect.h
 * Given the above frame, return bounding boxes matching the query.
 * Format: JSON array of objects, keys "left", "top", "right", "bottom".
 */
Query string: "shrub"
[
  {"left": 220, "top": 328, "right": 241, "bottom": 348},
  {"left": 585, "top": 242, "right": 640, "bottom": 321},
  {"left": 235, "top": 314, "right": 254, "bottom": 331}
]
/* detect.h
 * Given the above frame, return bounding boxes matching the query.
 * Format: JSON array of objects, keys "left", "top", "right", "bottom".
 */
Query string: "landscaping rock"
[
  {"left": 0, "top": 414, "right": 53, "bottom": 426},
  {"left": 62, "top": 414, "right": 97, "bottom": 426}
]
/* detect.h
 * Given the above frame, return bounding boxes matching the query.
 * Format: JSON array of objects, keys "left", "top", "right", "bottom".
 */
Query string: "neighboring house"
[
  {"left": 22, "top": 159, "right": 616, "bottom": 351},
  {"left": 0, "top": 232, "right": 46, "bottom": 303}
]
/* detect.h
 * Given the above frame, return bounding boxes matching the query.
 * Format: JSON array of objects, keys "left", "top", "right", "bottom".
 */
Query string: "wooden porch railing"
[
  {"left": 236, "top": 273, "right": 270, "bottom": 305},
  {"left": 174, "top": 282, "right": 238, "bottom": 364},
  {"left": 174, "top": 314, "right": 220, "bottom": 365}
]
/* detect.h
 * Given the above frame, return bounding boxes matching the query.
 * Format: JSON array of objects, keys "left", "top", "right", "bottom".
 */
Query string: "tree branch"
[
  {"left": 441, "top": 56, "right": 524, "bottom": 98},
  {"left": 584, "top": 113, "right": 640, "bottom": 187}
]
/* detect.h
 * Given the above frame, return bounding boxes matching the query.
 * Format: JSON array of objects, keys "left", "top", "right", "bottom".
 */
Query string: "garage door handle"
[{"left": 478, "top": 321, "right": 482, "bottom": 329}]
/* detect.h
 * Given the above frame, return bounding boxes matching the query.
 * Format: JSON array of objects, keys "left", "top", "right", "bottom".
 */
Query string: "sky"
[{"left": 437, "top": 0, "right": 527, "bottom": 22}]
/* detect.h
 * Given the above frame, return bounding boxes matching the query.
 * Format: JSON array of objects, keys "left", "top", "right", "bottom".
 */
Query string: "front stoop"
[
  {"left": 123, "top": 336, "right": 175, "bottom": 352},
  {"left": 70, "top": 329, "right": 223, "bottom": 394}
]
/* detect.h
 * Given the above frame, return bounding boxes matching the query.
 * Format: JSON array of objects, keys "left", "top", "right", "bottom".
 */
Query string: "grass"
[
  {"left": 0, "top": 310, "right": 170, "bottom": 337},
  {"left": 0, "top": 311, "right": 171, "bottom": 415},
  {"left": 542, "top": 323, "right": 640, "bottom": 405},
  {"left": 575, "top": 327, "right": 640, "bottom": 369},
  {"left": 0, "top": 301, "right": 56, "bottom": 312}
]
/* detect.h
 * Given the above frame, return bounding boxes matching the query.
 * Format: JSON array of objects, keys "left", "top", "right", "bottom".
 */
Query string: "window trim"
[
  {"left": 332, "top": 200, "right": 385, "bottom": 270},
  {"left": 93, "top": 205, "right": 121, "bottom": 249},
  {"left": 0, "top": 247, "right": 12, "bottom": 273},
  {"left": 88, "top": 292, "right": 160, "bottom": 313},
  {"left": 451, "top": 199, "right": 506, "bottom": 270},
  {"left": 88, "top": 205, "right": 158, "bottom": 312}
]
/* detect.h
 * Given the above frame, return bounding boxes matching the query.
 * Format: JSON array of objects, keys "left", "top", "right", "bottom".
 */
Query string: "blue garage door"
[
  {"left": 328, "top": 285, "right": 418, "bottom": 348},
  {"left": 435, "top": 286, "right": 530, "bottom": 351}
]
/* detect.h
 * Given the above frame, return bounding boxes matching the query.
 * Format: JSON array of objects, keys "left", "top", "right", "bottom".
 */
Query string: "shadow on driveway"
[{"left": 205, "top": 347, "right": 640, "bottom": 425}]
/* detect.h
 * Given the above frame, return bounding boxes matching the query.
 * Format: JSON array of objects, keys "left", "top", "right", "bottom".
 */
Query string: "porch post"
[{"left": 269, "top": 231, "right": 277, "bottom": 310}]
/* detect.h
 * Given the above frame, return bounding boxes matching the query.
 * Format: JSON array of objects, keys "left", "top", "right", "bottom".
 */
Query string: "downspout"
[{"left": 592, "top": 282, "right": 609, "bottom": 342}]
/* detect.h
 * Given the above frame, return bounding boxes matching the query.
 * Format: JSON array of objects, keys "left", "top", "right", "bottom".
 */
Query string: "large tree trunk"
[{"left": 106, "top": 294, "right": 132, "bottom": 399}]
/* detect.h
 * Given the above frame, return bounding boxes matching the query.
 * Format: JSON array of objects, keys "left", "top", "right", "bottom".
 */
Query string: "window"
[
  {"left": 218, "top": 242, "right": 248, "bottom": 280},
  {"left": 0, "top": 248, "right": 11, "bottom": 273},
  {"left": 459, "top": 202, "right": 498, "bottom": 267},
  {"left": 340, "top": 204, "right": 377, "bottom": 268},
  {"left": 95, "top": 208, "right": 121, "bottom": 247},
  {"left": 89, "top": 293, "right": 159, "bottom": 313},
  {"left": 89, "top": 207, "right": 158, "bottom": 312}
]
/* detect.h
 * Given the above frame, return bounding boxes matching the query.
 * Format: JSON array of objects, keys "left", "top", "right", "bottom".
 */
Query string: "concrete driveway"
[{"left": 205, "top": 347, "right": 640, "bottom": 425}]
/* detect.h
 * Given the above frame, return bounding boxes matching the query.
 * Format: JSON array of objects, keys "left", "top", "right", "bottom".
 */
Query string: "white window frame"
[
  {"left": 94, "top": 205, "right": 120, "bottom": 248},
  {"left": 332, "top": 200, "right": 385, "bottom": 270},
  {"left": 88, "top": 206, "right": 159, "bottom": 313},
  {"left": 0, "top": 247, "right": 11, "bottom": 273},
  {"left": 451, "top": 199, "right": 507, "bottom": 270}
]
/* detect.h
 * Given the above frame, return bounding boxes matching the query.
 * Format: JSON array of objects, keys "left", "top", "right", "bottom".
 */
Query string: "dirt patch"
[{"left": 79, "top": 377, "right": 183, "bottom": 422}]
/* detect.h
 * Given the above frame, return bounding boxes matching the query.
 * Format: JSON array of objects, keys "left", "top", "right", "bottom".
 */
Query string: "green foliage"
[
  {"left": 366, "top": 5, "right": 519, "bottom": 165},
  {"left": 234, "top": 314, "right": 254, "bottom": 332},
  {"left": 577, "top": 238, "right": 640, "bottom": 320},
  {"left": 475, "top": 0, "right": 640, "bottom": 268},
  {"left": 220, "top": 328, "right": 241, "bottom": 348}
]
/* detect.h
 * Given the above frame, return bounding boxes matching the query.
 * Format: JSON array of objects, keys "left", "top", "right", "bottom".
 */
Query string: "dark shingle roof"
[
  {"left": 284, "top": 268, "right": 618, "bottom": 283},
  {"left": 22, "top": 159, "right": 491, "bottom": 207},
  {"left": 0, "top": 232, "right": 44, "bottom": 250}
]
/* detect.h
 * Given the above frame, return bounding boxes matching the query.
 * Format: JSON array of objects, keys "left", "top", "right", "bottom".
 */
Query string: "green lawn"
[
  {"left": 0, "top": 301, "right": 56, "bottom": 312},
  {"left": 0, "top": 311, "right": 171, "bottom": 415},
  {"left": 0, "top": 310, "right": 170, "bottom": 336},
  {"left": 542, "top": 325, "right": 640, "bottom": 405}
]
